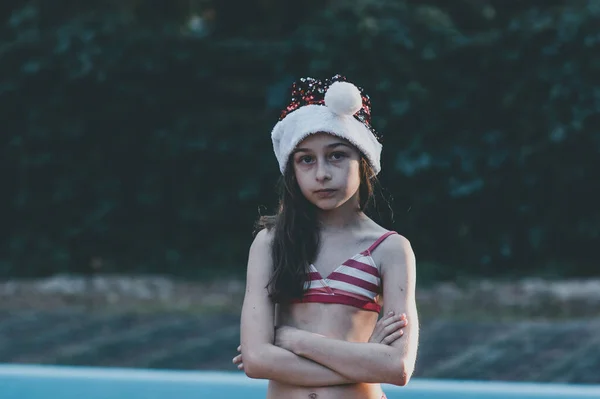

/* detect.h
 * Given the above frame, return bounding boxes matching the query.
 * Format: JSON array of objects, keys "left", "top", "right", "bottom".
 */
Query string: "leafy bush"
[{"left": 0, "top": 1, "right": 597, "bottom": 279}]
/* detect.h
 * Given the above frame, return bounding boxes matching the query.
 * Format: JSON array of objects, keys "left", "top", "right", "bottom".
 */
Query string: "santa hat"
[{"left": 271, "top": 74, "right": 383, "bottom": 175}]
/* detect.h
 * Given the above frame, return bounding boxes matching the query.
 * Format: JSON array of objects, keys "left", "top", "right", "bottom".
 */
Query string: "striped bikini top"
[{"left": 291, "top": 231, "right": 397, "bottom": 313}]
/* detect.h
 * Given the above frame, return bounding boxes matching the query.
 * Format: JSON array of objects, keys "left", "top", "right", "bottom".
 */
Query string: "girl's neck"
[{"left": 316, "top": 197, "right": 367, "bottom": 232}]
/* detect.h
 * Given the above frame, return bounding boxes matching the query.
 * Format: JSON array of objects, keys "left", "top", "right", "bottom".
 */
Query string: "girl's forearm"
[
  {"left": 245, "top": 343, "right": 357, "bottom": 387},
  {"left": 293, "top": 334, "right": 408, "bottom": 385}
]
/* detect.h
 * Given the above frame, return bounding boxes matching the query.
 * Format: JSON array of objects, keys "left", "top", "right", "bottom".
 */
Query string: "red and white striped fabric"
[{"left": 291, "top": 231, "right": 397, "bottom": 313}]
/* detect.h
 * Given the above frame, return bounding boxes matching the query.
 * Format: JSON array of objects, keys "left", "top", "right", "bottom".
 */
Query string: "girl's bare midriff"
[{"left": 267, "top": 302, "right": 383, "bottom": 399}]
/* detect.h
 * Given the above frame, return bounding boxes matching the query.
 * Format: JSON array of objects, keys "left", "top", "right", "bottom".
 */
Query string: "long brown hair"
[{"left": 256, "top": 154, "right": 378, "bottom": 303}]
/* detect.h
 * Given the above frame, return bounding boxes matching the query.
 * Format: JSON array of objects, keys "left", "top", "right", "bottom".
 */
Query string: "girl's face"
[{"left": 292, "top": 132, "right": 362, "bottom": 211}]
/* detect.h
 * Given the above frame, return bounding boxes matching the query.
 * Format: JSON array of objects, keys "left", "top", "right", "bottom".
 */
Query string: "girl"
[{"left": 233, "top": 75, "right": 419, "bottom": 399}]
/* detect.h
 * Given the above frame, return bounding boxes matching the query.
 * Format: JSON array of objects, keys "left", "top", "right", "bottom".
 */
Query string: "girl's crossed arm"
[
  {"left": 276, "top": 235, "right": 419, "bottom": 386},
  {"left": 240, "top": 229, "right": 355, "bottom": 387}
]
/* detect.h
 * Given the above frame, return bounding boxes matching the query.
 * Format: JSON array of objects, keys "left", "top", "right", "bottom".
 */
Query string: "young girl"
[{"left": 233, "top": 75, "right": 419, "bottom": 399}]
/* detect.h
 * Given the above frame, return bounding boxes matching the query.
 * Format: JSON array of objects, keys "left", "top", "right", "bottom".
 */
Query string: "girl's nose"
[{"left": 315, "top": 162, "right": 332, "bottom": 182}]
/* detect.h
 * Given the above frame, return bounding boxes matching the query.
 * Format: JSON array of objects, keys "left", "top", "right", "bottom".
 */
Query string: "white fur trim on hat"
[{"left": 271, "top": 100, "right": 382, "bottom": 175}]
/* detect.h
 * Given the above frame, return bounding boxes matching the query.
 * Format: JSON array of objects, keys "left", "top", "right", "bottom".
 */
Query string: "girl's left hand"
[{"left": 232, "top": 345, "right": 244, "bottom": 371}]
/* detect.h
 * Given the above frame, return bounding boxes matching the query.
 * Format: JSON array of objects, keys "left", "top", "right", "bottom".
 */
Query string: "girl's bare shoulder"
[
  {"left": 251, "top": 228, "right": 275, "bottom": 248},
  {"left": 246, "top": 228, "right": 276, "bottom": 274},
  {"left": 377, "top": 233, "right": 415, "bottom": 268},
  {"left": 360, "top": 220, "right": 413, "bottom": 263},
  {"left": 361, "top": 218, "right": 395, "bottom": 241}
]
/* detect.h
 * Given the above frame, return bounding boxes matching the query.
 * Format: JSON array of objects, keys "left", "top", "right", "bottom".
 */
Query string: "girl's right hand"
[{"left": 369, "top": 311, "right": 407, "bottom": 345}]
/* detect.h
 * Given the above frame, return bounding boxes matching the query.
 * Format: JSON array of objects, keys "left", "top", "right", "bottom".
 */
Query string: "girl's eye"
[
  {"left": 330, "top": 152, "right": 347, "bottom": 161},
  {"left": 298, "top": 155, "right": 314, "bottom": 164}
]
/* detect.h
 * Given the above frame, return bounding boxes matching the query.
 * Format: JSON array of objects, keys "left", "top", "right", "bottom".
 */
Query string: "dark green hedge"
[{"left": 1, "top": 1, "right": 598, "bottom": 280}]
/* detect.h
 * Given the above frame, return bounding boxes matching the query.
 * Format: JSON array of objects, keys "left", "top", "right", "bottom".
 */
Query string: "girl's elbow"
[
  {"left": 393, "top": 373, "right": 409, "bottom": 387},
  {"left": 244, "top": 363, "right": 261, "bottom": 379},
  {"left": 243, "top": 354, "right": 262, "bottom": 379},
  {"left": 243, "top": 348, "right": 268, "bottom": 379},
  {"left": 391, "top": 359, "right": 412, "bottom": 386}
]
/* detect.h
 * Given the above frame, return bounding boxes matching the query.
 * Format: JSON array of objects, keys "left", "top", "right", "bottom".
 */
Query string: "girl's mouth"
[{"left": 314, "top": 189, "right": 337, "bottom": 198}]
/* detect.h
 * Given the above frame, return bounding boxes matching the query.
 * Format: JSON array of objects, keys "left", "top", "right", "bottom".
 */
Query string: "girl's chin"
[
  {"left": 310, "top": 197, "right": 345, "bottom": 211},
  {"left": 314, "top": 205, "right": 339, "bottom": 211}
]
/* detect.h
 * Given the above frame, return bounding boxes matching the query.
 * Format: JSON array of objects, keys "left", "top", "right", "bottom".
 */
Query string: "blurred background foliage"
[{"left": 1, "top": 0, "right": 598, "bottom": 281}]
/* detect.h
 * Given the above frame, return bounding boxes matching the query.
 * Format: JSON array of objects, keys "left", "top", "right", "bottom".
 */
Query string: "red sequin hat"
[{"left": 271, "top": 74, "right": 383, "bottom": 175}]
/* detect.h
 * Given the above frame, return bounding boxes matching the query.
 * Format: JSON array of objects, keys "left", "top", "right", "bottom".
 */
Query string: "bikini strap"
[{"left": 361, "top": 231, "right": 398, "bottom": 256}]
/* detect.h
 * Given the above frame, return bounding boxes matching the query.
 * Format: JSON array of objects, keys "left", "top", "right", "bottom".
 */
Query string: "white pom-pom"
[{"left": 324, "top": 81, "right": 363, "bottom": 116}]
